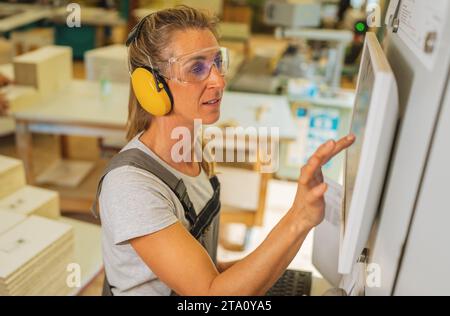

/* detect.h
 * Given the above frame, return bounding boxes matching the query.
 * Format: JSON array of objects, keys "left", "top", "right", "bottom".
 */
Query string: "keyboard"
[{"left": 266, "top": 269, "right": 312, "bottom": 296}]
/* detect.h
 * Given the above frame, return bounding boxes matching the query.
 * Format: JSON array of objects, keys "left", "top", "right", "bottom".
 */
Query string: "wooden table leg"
[
  {"left": 15, "top": 120, "right": 35, "bottom": 185},
  {"left": 60, "top": 135, "right": 70, "bottom": 159}
]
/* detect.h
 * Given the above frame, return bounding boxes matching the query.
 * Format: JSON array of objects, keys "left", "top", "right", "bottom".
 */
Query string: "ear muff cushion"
[{"left": 131, "top": 68, "right": 172, "bottom": 116}]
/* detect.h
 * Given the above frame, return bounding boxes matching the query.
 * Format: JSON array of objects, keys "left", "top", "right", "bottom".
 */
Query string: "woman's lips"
[{"left": 202, "top": 98, "right": 221, "bottom": 106}]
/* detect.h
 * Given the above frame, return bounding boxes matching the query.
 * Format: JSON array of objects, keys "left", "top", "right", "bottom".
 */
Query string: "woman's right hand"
[{"left": 291, "top": 135, "right": 356, "bottom": 229}]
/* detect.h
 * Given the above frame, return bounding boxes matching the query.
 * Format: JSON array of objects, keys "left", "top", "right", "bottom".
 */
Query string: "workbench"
[{"left": 11, "top": 78, "right": 297, "bottom": 212}]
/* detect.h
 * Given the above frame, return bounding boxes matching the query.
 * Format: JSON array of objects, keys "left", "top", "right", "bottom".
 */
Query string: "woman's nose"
[{"left": 207, "top": 64, "right": 226, "bottom": 88}]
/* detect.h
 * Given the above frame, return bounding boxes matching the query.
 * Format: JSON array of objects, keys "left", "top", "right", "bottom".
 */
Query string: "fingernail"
[{"left": 347, "top": 134, "right": 355, "bottom": 141}]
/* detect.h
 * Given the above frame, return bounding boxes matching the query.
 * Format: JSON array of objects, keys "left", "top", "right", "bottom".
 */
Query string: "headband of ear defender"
[{"left": 127, "top": 15, "right": 174, "bottom": 116}]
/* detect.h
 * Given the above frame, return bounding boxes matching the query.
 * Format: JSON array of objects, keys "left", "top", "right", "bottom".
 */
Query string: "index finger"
[
  {"left": 322, "top": 134, "right": 356, "bottom": 165},
  {"left": 307, "top": 139, "right": 336, "bottom": 166}
]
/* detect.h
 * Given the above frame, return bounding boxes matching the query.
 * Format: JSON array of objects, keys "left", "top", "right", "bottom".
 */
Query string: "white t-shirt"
[{"left": 99, "top": 133, "right": 219, "bottom": 295}]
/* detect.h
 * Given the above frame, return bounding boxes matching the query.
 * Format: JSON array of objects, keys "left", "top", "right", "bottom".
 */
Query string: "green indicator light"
[{"left": 355, "top": 22, "right": 366, "bottom": 32}]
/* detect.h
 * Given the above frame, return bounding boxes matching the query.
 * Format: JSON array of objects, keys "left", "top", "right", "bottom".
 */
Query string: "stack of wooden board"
[
  {"left": 0, "top": 185, "right": 60, "bottom": 219},
  {"left": 10, "top": 28, "right": 55, "bottom": 55},
  {"left": 13, "top": 45, "right": 72, "bottom": 98},
  {"left": 84, "top": 44, "right": 128, "bottom": 83},
  {"left": 0, "top": 211, "right": 25, "bottom": 235},
  {"left": 0, "top": 118, "right": 14, "bottom": 137},
  {"left": 0, "top": 155, "right": 26, "bottom": 199},
  {"left": 0, "top": 214, "right": 74, "bottom": 296},
  {"left": 0, "top": 37, "right": 13, "bottom": 65},
  {"left": 1, "top": 54, "right": 39, "bottom": 112},
  {"left": 84, "top": 44, "right": 129, "bottom": 151},
  {"left": 0, "top": 155, "right": 75, "bottom": 296},
  {"left": 1, "top": 85, "right": 40, "bottom": 112}
]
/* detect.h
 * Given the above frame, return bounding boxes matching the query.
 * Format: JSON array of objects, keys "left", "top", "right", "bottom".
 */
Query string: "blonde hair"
[{"left": 126, "top": 5, "right": 219, "bottom": 141}]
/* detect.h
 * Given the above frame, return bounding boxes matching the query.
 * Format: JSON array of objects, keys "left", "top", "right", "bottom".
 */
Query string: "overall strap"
[
  {"left": 91, "top": 148, "right": 197, "bottom": 226},
  {"left": 189, "top": 176, "right": 221, "bottom": 239}
]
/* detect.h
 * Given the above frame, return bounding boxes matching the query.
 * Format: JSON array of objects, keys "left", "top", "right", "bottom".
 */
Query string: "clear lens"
[{"left": 170, "top": 47, "right": 229, "bottom": 83}]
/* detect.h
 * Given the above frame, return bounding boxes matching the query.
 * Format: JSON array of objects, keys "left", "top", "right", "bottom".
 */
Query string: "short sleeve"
[{"left": 99, "top": 166, "right": 179, "bottom": 245}]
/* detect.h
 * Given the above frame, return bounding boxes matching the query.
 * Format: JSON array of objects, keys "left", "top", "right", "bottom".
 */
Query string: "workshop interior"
[{"left": 0, "top": 0, "right": 449, "bottom": 296}]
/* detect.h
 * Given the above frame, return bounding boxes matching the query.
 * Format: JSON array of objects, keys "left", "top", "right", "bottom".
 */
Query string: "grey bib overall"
[{"left": 91, "top": 148, "right": 221, "bottom": 296}]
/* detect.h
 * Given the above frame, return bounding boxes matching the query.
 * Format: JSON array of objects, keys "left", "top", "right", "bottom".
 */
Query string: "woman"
[{"left": 96, "top": 6, "right": 355, "bottom": 296}]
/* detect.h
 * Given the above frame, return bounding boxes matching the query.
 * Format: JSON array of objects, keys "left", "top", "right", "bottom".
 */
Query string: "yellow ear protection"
[
  {"left": 126, "top": 15, "right": 174, "bottom": 116},
  {"left": 130, "top": 66, "right": 174, "bottom": 116}
]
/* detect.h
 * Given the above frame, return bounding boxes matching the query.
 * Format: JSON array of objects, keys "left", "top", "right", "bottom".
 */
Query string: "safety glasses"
[{"left": 161, "top": 46, "right": 229, "bottom": 84}]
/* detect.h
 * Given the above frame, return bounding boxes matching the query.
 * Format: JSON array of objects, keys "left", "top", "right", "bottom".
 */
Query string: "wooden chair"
[{"left": 216, "top": 162, "right": 272, "bottom": 251}]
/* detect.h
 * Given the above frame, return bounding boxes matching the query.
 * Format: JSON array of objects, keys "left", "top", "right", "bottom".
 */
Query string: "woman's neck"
[{"left": 139, "top": 116, "right": 201, "bottom": 177}]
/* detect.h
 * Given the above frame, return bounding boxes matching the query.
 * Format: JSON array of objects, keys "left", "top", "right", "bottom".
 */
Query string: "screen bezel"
[{"left": 339, "top": 33, "right": 399, "bottom": 274}]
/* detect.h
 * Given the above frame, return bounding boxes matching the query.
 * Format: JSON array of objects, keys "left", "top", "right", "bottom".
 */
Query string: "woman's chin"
[{"left": 200, "top": 110, "right": 221, "bottom": 125}]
